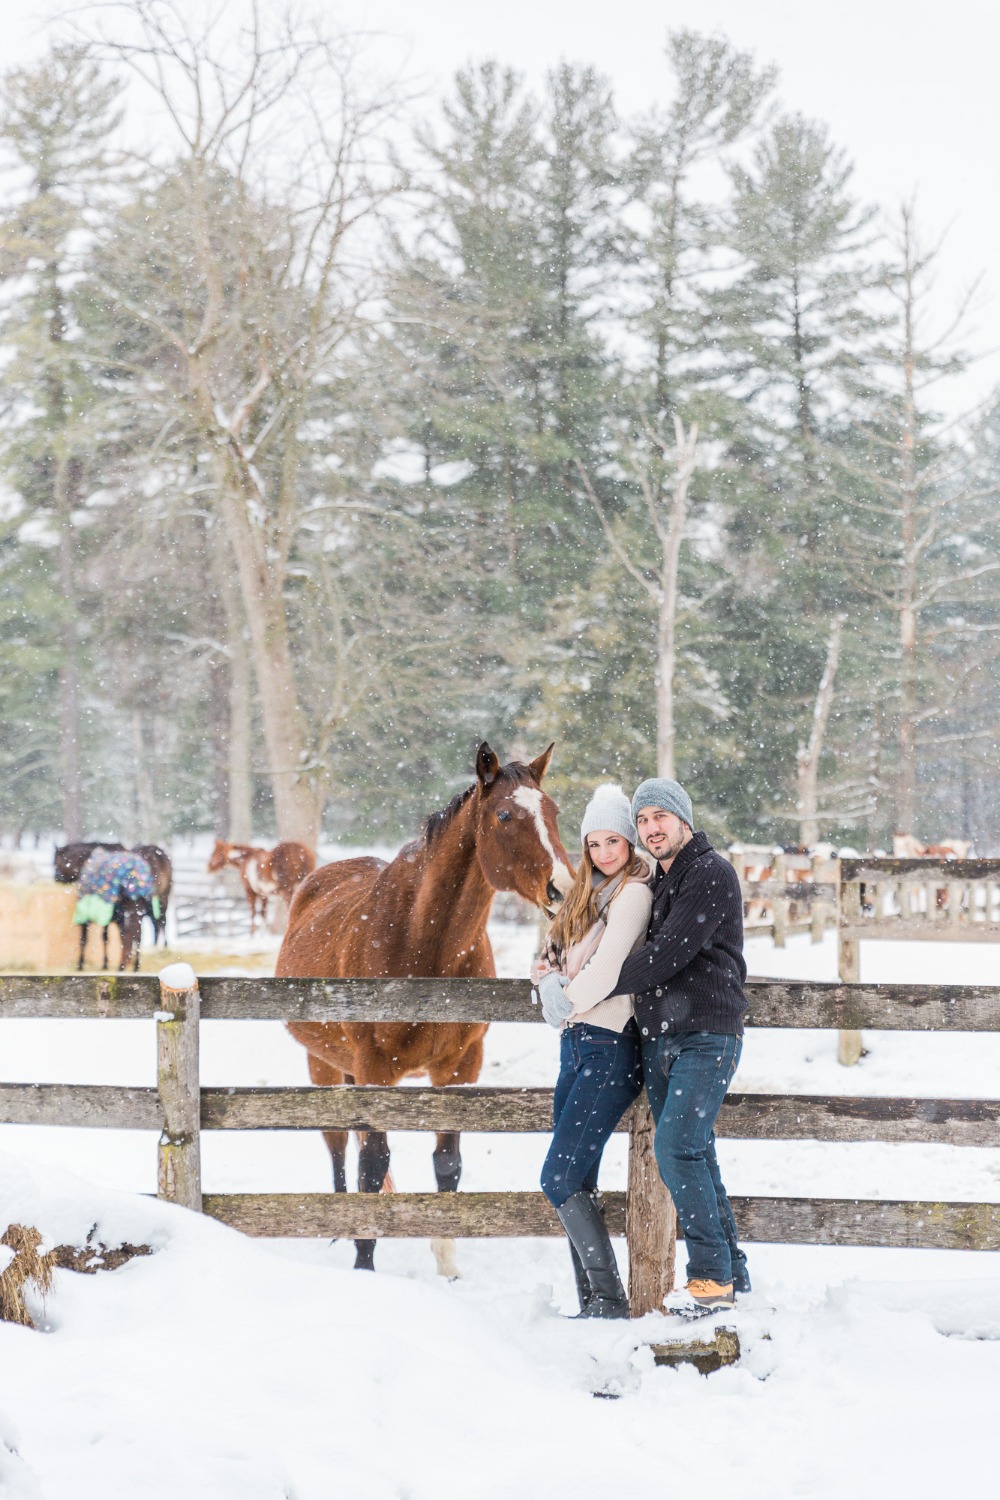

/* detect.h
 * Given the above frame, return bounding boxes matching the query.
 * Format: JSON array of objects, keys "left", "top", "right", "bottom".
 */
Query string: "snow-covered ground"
[{"left": 1, "top": 920, "right": 999, "bottom": 1496}]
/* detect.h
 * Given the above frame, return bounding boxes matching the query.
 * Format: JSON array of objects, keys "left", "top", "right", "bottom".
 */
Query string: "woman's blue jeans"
[
  {"left": 641, "top": 1031, "right": 749, "bottom": 1289},
  {"left": 540, "top": 1021, "right": 643, "bottom": 1208}
]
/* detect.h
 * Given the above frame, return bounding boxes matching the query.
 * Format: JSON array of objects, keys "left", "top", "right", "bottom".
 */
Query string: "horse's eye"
[{"left": 497, "top": 809, "right": 512, "bottom": 823}]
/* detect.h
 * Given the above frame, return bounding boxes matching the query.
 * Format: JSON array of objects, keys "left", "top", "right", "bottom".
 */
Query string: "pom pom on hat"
[{"left": 580, "top": 783, "right": 638, "bottom": 846}]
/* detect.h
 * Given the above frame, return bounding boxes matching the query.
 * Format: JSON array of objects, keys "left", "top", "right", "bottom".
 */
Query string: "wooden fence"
[
  {"left": 726, "top": 845, "right": 838, "bottom": 947},
  {"left": 2, "top": 971, "right": 1000, "bottom": 1317},
  {"left": 837, "top": 858, "right": 1000, "bottom": 1064}
]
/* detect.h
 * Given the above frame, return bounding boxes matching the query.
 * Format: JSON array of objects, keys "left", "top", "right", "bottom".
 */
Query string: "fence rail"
[
  {"left": 837, "top": 856, "right": 1000, "bottom": 1064},
  {"left": 2, "top": 971, "right": 1000, "bottom": 1317}
]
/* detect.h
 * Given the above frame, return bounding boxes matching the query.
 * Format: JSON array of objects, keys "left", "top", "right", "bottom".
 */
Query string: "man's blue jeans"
[
  {"left": 641, "top": 1030, "right": 749, "bottom": 1289},
  {"left": 540, "top": 1021, "right": 643, "bottom": 1208}
]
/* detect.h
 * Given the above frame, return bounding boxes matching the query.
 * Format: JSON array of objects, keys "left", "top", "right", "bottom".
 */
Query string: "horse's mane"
[{"left": 420, "top": 762, "right": 537, "bottom": 850}]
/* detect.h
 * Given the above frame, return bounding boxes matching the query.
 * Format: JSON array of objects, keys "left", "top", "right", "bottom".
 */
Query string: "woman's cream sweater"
[{"left": 562, "top": 880, "right": 653, "bottom": 1033}]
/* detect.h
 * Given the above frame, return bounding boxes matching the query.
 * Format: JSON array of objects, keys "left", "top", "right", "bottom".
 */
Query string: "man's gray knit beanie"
[
  {"left": 631, "top": 777, "right": 694, "bottom": 831},
  {"left": 580, "top": 783, "right": 638, "bottom": 846}
]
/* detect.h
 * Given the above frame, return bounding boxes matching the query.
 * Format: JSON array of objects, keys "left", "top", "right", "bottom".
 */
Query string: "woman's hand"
[
  {"left": 535, "top": 971, "right": 573, "bottom": 1029},
  {"left": 530, "top": 957, "right": 555, "bottom": 984}
]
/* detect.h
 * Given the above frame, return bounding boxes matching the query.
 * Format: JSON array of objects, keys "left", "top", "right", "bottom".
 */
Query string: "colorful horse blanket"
[{"left": 73, "top": 850, "right": 158, "bottom": 928}]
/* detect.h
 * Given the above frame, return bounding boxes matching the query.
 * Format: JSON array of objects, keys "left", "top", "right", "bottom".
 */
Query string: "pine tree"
[{"left": 0, "top": 43, "right": 123, "bottom": 837}]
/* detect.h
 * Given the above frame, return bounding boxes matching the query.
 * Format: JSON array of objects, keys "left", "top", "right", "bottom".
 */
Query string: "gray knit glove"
[{"left": 536, "top": 971, "right": 572, "bottom": 1029}]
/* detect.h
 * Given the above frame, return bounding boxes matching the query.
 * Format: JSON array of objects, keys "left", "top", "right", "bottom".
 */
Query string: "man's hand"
[{"left": 535, "top": 971, "right": 572, "bottom": 1029}]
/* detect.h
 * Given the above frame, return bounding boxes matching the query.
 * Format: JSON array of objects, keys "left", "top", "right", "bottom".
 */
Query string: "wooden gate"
[{"left": 2, "top": 971, "right": 1000, "bottom": 1318}]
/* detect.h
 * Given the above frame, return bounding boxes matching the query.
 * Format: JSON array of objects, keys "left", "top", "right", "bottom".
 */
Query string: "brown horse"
[
  {"left": 207, "top": 840, "right": 317, "bottom": 933},
  {"left": 277, "top": 742, "right": 573, "bottom": 1274}
]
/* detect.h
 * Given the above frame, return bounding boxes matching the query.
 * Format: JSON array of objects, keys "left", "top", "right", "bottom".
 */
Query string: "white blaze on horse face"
[{"left": 512, "top": 787, "right": 573, "bottom": 893}]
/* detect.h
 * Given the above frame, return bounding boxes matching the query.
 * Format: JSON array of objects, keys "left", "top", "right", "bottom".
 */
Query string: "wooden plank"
[
  {"left": 200, "top": 1084, "right": 558, "bottom": 1132},
  {"left": 3, "top": 972, "right": 1000, "bottom": 1031},
  {"left": 716, "top": 1093, "right": 1000, "bottom": 1146},
  {"left": 732, "top": 1197, "right": 1000, "bottom": 1251},
  {"left": 156, "top": 967, "right": 202, "bottom": 1212},
  {"left": 840, "top": 922, "right": 1000, "bottom": 943},
  {"left": 199, "top": 1086, "right": 1000, "bottom": 1146},
  {"left": 0, "top": 1082, "right": 161, "bottom": 1130},
  {"left": 740, "top": 881, "right": 837, "bottom": 901},
  {"left": 626, "top": 1097, "right": 676, "bottom": 1317},
  {"left": 202, "top": 1190, "right": 627, "bottom": 1238},
  {"left": 651, "top": 1328, "right": 740, "bottom": 1373},
  {"left": 201, "top": 1190, "right": 1000, "bottom": 1250},
  {"left": 198, "top": 975, "right": 542, "bottom": 1023},
  {"left": 743, "top": 980, "right": 1000, "bottom": 1031},
  {"left": 838, "top": 870, "right": 862, "bottom": 1065},
  {"left": 0, "top": 974, "right": 158, "bottom": 1019},
  {"left": 841, "top": 859, "right": 1000, "bottom": 883}
]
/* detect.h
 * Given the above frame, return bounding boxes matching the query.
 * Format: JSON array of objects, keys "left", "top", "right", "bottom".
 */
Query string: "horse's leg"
[
  {"left": 355, "top": 1127, "right": 391, "bottom": 1271},
  {"left": 427, "top": 1034, "right": 485, "bottom": 1280},
  {"left": 306, "top": 1053, "right": 349, "bottom": 1195}
]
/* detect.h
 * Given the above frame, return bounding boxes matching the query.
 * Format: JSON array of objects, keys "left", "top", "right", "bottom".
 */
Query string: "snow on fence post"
[
  {"left": 156, "top": 963, "right": 202, "bottom": 1211},
  {"left": 837, "top": 866, "right": 863, "bottom": 1066},
  {"left": 626, "top": 1097, "right": 676, "bottom": 1317}
]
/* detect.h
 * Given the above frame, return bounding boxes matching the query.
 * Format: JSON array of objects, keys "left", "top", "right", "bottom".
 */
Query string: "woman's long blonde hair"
[{"left": 546, "top": 842, "right": 648, "bottom": 957}]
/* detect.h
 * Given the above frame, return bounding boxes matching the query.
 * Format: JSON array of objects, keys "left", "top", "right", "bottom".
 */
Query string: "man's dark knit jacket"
[{"left": 614, "top": 831, "right": 747, "bottom": 1039}]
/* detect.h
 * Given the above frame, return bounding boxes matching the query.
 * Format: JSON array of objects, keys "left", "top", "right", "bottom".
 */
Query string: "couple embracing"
[{"left": 532, "top": 778, "right": 749, "bottom": 1321}]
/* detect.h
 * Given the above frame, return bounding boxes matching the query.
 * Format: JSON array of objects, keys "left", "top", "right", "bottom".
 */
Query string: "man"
[{"left": 612, "top": 776, "right": 749, "bottom": 1312}]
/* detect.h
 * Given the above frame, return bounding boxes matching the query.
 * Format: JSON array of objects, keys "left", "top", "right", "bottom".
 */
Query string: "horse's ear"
[
  {"left": 529, "top": 743, "right": 555, "bottom": 782},
  {"left": 476, "top": 741, "right": 501, "bottom": 788}
]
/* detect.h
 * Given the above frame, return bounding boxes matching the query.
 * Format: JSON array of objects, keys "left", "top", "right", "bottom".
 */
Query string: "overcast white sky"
[{"left": 9, "top": 0, "right": 1000, "bottom": 411}]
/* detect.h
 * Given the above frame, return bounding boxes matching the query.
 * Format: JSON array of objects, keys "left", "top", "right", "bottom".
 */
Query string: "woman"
[{"left": 533, "top": 784, "right": 653, "bottom": 1319}]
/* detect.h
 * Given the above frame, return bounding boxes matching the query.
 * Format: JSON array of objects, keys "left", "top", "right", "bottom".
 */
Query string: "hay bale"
[{"left": 0, "top": 881, "right": 123, "bottom": 971}]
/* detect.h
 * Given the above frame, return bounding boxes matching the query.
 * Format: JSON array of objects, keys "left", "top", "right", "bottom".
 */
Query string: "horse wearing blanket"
[{"left": 73, "top": 849, "right": 158, "bottom": 972}]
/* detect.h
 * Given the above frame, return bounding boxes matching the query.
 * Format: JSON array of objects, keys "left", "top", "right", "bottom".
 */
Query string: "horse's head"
[
  {"left": 206, "top": 840, "right": 230, "bottom": 874},
  {"left": 471, "top": 742, "right": 574, "bottom": 915}
]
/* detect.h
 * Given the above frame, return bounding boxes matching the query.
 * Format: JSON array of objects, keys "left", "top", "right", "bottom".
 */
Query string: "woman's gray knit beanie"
[{"left": 580, "top": 783, "right": 638, "bottom": 846}]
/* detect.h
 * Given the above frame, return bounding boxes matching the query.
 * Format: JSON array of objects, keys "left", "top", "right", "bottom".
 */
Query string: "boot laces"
[{"left": 687, "top": 1278, "right": 732, "bottom": 1297}]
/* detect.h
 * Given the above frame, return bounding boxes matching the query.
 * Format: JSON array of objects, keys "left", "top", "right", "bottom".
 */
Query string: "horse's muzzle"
[{"left": 545, "top": 879, "right": 564, "bottom": 913}]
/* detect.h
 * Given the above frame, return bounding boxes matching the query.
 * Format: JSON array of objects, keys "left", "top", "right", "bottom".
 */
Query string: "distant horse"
[
  {"left": 72, "top": 849, "right": 157, "bottom": 972},
  {"left": 132, "top": 845, "right": 172, "bottom": 946},
  {"left": 277, "top": 742, "right": 574, "bottom": 1275},
  {"left": 54, "top": 842, "right": 125, "bottom": 883},
  {"left": 55, "top": 841, "right": 173, "bottom": 948},
  {"left": 207, "top": 839, "right": 317, "bottom": 933},
  {"left": 892, "top": 833, "right": 974, "bottom": 915}
]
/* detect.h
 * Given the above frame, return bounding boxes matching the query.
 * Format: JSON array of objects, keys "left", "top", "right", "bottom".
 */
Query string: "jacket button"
[{"left": 655, "top": 987, "right": 662, "bottom": 997}]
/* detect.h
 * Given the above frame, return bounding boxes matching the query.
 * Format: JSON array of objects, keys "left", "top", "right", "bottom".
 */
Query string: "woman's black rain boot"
[{"left": 555, "top": 1191, "right": 630, "bottom": 1320}]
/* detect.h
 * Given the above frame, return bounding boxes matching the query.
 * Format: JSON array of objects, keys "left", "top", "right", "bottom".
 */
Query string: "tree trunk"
[
  {"left": 796, "top": 615, "right": 844, "bottom": 845},
  {"left": 131, "top": 710, "right": 156, "bottom": 843},
  {"left": 47, "top": 259, "right": 83, "bottom": 841},
  {"left": 213, "top": 470, "right": 318, "bottom": 845},
  {"left": 896, "top": 214, "right": 920, "bottom": 838},
  {"left": 227, "top": 627, "right": 253, "bottom": 843},
  {"left": 655, "top": 419, "right": 698, "bottom": 778},
  {"left": 55, "top": 476, "right": 83, "bottom": 841}
]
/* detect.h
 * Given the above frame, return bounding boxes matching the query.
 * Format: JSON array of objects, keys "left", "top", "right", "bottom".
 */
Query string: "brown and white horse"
[
  {"left": 207, "top": 840, "right": 317, "bottom": 933},
  {"left": 276, "top": 742, "right": 574, "bottom": 1275}
]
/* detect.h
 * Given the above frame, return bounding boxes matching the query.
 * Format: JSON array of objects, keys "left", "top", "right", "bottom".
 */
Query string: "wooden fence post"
[
  {"left": 626, "top": 1097, "right": 676, "bottom": 1317},
  {"left": 772, "top": 851, "right": 787, "bottom": 947},
  {"left": 156, "top": 962, "right": 202, "bottom": 1211},
  {"left": 837, "top": 864, "right": 863, "bottom": 1066},
  {"left": 811, "top": 853, "right": 826, "bottom": 944}
]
